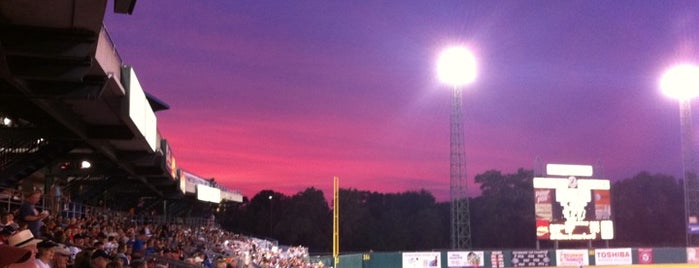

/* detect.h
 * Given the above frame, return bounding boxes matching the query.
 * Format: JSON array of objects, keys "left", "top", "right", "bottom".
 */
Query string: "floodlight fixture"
[
  {"left": 661, "top": 64, "right": 699, "bottom": 100},
  {"left": 437, "top": 46, "right": 477, "bottom": 87}
]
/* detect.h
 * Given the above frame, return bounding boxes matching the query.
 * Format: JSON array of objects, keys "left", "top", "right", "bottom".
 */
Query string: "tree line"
[{"left": 218, "top": 169, "right": 685, "bottom": 253}]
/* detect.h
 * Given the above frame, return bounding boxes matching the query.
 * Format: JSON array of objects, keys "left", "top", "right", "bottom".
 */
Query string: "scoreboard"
[{"left": 533, "top": 164, "right": 614, "bottom": 241}]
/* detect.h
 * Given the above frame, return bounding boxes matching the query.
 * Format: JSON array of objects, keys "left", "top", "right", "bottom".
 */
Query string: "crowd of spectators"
[{"left": 0, "top": 190, "right": 326, "bottom": 268}]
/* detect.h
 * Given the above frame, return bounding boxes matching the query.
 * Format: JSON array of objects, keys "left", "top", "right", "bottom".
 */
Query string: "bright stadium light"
[
  {"left": 661, "top": 64, "right": 699, "bottom": 100},
  {"left": 437, "top": 46, "right": 477, "bottom": 87}
]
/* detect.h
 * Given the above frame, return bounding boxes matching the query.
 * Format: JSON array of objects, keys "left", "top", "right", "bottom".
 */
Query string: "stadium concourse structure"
[{"left": 0, "top": 0, "right": 242, "bottom": 217}]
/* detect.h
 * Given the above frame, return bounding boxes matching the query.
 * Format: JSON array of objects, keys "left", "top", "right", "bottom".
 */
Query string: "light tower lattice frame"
[
  {"left": 679, "top": 99, "right": 699, "bottom": 246},
  {"left": 450, "top": 86, "right": 471, "bottom": 249}
]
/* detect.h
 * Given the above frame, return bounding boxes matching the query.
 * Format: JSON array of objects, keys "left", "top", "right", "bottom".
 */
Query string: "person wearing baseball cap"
[
  {"left": 0, "top": 245, "right": 31, "bottom": 268},
  {"left": 51, "top": 244, "right": 71, "bottom": 268},
  {"left": 0, "top": 225, "right": 15, "bottom": 244},
  {"left": 36, "top": 241, "right": 57, "bottom": 268},
  {"left": 91, "top": 249, "right": 112, "bottom": 268}
]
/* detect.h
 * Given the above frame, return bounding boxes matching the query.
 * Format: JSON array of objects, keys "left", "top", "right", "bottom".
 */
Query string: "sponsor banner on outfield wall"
[
  {"left": 638, "top": 248, "right": 653, "bottom": 264},
  {"left": 511, "top": 250, "right": 550, "bottom": 267},
  {"left": 491, "top": 251, "right": 505, "bottom": 268},
  {"left": 447, "top": 251, "right": 483, "bottom": 267},
  {"left": 556, "top": 249, "right": 588, "bottom": 267},
  {"left": 403, "top": 252, "right": 440, "bottom": 268},
  {"left": 594, "top": 248, "right": 631, "bottom": 265},
  {"left": 688, "top": 247, "right": 699, "bottom": 264}
]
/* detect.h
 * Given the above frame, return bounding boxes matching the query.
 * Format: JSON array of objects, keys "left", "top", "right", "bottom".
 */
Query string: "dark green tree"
[
  {"left": 235, "top": 189, "right": 286, "bottom": 238},
  {"left": 372, "top": 190, "right": 447, "bottom": 250},
  {"left": 612, "top": 172, "right": 683, "bottom": 246},
  {"left": 470, "top": 168, "right": 535, "bottom": 248},
  {"left": 338, "top": 188, "right": 448, "bottom": 251},
  {"left": 274, "top": 187, "right": 332, "bottom": 251},
  {"left": 337, "top": 188, "right": 377, "bottom": 251}
]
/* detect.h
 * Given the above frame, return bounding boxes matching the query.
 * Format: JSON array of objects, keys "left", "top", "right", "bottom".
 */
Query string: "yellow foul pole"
[{"left": 333, "top": 176, "right": 339, "bottom": 267}]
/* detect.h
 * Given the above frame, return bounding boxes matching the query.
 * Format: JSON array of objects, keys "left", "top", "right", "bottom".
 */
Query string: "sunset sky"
[{"left": 103, "top": 1, "right": 699, "bottom": 201}]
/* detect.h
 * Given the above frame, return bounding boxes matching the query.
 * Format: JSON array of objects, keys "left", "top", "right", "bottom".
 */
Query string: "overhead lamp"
[{"left": 80, "top": 160, "right": 92, "bottom": 169}]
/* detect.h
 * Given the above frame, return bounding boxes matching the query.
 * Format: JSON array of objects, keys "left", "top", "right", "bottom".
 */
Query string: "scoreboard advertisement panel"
[{"left": 533, "top": 176, "right": 613, "bottom": 240}]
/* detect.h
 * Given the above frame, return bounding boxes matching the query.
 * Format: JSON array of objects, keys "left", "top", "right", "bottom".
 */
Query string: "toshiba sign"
[{"left": 595, "top": 248, "right": 632, "bottom": 265}]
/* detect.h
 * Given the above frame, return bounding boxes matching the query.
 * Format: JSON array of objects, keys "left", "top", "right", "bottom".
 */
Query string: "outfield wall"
[{"left": 310, "top": 247, "right": 699, "bottom": 267}]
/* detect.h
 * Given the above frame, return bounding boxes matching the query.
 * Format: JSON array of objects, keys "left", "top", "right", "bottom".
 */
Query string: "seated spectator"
[
  {"left": 73, "top": 249, "right": 93, "bottom": 268},
  {"left": 36, "top": 241, "right": 58, "bottom": 268},
  {"left": 90, "top": 250, "right": 112, "bottom": 268},
  {"left": 72, "top": 234, "right": 88, "bottom": 249},
  {"left": 0, "top": 226, "right": 16, "bottom": 245},
  {"left": 7, "top": 230, "right": 42, "bottom": 268},
  {"left": 113, "top": 244, "right": 129, "bottom": 267},
  {"left": 104, "top": 260, "right": 121, "bottom": 268},
  {"left": 51, "top": 244, "right": 71, "bottom": 268},
  {"left": 129, "top": 260, "right": 145, "bottom": 268},
  {"left": 104, "top": 237, "right": 117, "bottom": 254},
  {"left": 0, "top": 211, "right": 19, "bottom": 231}
]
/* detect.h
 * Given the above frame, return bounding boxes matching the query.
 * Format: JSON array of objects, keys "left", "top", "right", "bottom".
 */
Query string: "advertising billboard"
[
  {"left": 196, "top": 184, "right": 221, "bottom": 203},
  {"left": 594, "top": 248, "right": 631, "bottom": 266},
  {"left": 511, "top": 250, "right": 550, "bottom": 267},
  {"left": 638, "top": 248, "right": 653, "bottom": 264},
  {"left": 688, "top": 248, "right": 699, "bottom": 264},
  {"left": 555, "top": 249, "right": 588, "bottom": 267},
  {"left": 491, "top": 251, "right": 505, "bottom": 268},
  {"left": 121, "top": 66, "right": 158, "bottom": 152},
  {"left": 162, "top": 140, "right": 177, "bottom": 180},
  {"left": 402, "top": 252, "right": 440, "bottom": 268},
  {"left": 447, "top": 251, "right": 483, "bottom": 268}
]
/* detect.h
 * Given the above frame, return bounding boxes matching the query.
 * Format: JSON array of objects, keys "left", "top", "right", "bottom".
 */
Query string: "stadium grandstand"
[{"left": 0, "top": 1, "right": 320, "bottom": 267}]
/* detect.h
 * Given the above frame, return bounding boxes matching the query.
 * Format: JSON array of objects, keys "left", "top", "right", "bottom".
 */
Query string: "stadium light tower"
[
  {"left": 437, "top": 46, "right": 477, "bottom": 249},
  {"left": 660, "top": 63, "right": 699, "bottom": 246}
]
